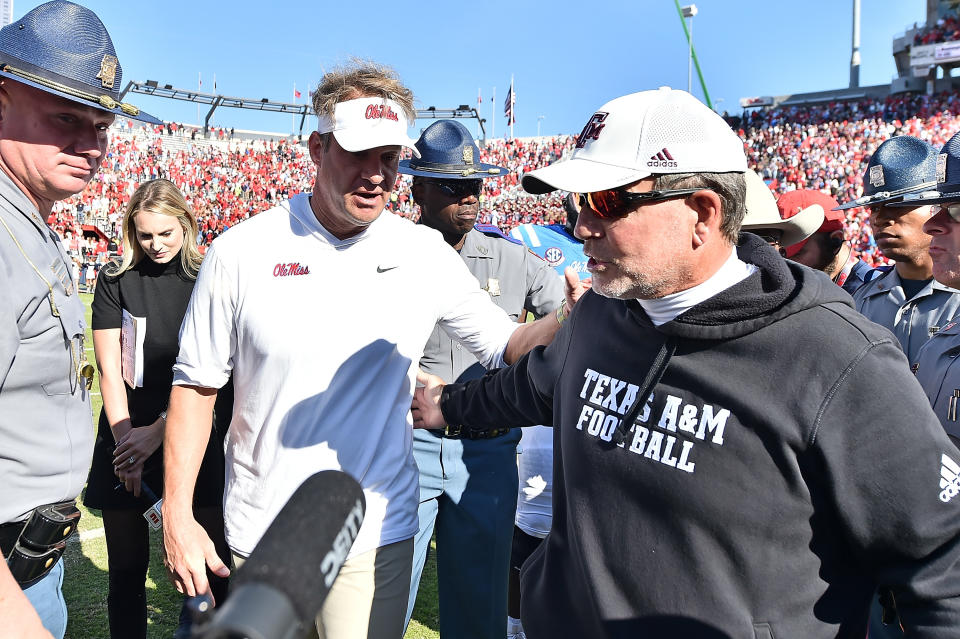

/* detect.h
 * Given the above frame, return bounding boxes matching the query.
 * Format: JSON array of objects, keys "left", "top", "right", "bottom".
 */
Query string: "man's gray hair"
[{"left": 654, "top": 172, "right": 746, "bottom": 244}]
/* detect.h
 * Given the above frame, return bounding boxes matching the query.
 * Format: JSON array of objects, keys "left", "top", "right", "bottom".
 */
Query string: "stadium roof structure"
[{"left": 120, "top": 80, "right": 487, "bottom": 139}]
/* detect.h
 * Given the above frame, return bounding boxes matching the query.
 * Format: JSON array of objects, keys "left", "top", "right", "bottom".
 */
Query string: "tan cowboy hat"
[{"left": 741, "top": 170, "right": 823, "bottom": 246}]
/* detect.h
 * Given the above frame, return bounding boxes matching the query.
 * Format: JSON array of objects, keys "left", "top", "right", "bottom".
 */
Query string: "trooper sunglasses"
[
  {"left": 423, "top": 179, "right": 483, "bottom": 199},
  {"left": 941, "top": 204, "right": 960, "bottom": 223},
  {"left": 577, "top": 187, "right": 702, "bottom": 219}
]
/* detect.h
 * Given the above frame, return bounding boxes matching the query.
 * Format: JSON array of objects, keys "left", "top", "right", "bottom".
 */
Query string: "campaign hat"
[
  {"left": 521, "top": 87, "right": 745, "bottom": 195},
  {"left": 897, "top": 131, "right": 960, "bottom": 206},
  {"left": 0, "top": 0, "right": 160, "bottom": 124},
  {"left": 399, "top": 120, "right": 505, "bottom": 179},
  {"left": 836, "top": 136, "right": 937, "bottom": 210}
]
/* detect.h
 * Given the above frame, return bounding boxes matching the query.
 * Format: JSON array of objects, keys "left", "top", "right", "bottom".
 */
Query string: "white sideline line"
[{"left": 75, "top": 527, "right": 105, "bottom": 543}]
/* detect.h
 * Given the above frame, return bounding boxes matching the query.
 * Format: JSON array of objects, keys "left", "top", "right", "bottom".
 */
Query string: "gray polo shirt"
[
  {"left": 0, "top": 170, "right": 93, "bottom": 524},
  {"left": 419, "top": 227, "right": 564, "bottom": 383},
  {"left": 852, "top": 268, "right": 960, "bottom": 368}
]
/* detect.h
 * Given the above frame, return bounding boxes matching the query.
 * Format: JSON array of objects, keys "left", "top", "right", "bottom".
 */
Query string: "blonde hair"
[
  {"left": 109, "top": 179, "right": 203, "bottom": 279},
  {"left": 312, "top": 58, "right": 416, "bottom": 125}
]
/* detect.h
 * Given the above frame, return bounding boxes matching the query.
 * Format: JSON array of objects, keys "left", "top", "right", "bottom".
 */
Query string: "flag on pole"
[
  {"left": 504, "top": 81, "right": 515, "bottom": 126},
  {"left": 477, "top": 88, "right": 482, "bottom": 106},
  {"left": 295, "top": 88, "right": 302, "bottom": 99}
]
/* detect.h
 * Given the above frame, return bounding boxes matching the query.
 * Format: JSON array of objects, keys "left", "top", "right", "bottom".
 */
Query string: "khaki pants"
[{"left": 232, "top": 537, "right": 413, "bottom": 639}]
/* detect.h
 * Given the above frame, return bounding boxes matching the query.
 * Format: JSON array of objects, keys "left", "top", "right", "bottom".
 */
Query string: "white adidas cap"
[
  {"left": 317, "top": 96, "right": 421, "bottom": 157},
  {"left": 522, "top": 87, "right": 746, "bottom": 195}
]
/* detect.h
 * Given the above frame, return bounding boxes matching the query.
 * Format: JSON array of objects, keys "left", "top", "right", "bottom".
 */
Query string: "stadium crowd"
[
  {"left": 46, "top": 89, "right": 960, "bottom": 274},
  {"left": 913, "top": 11, "right": 960, "bottom": 46},
  {"left": 732, "top": 90, "right": 960, "bottom": 265}
]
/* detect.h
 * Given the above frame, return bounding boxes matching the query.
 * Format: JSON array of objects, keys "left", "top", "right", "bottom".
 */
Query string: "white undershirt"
[{"left": 639, "top": 247, "right": 757, "bottom": 326}]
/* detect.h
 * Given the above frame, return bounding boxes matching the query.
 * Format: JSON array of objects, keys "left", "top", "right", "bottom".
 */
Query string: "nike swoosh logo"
[{"left": 377, "top": 265, "right": 398, "bottom": 273}]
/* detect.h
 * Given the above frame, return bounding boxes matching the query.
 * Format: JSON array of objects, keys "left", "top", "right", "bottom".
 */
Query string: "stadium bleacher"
[{"left": 51, "top": 88, "right": 960, "bottom": 271}]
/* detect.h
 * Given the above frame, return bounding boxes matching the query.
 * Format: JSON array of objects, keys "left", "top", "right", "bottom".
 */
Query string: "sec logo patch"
[{"left": 544, "top": 247, "right": 564, "bottom": 267}]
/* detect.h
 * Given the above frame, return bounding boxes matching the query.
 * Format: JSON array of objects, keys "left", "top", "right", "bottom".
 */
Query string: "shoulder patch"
[{"left": 475, "top": 223, "right": 523, "bottom": 245}]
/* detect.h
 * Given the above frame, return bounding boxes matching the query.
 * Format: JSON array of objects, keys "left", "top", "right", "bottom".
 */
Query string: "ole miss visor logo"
[{"left": 365, "top": 104, "right": 399, "bottom": 122}]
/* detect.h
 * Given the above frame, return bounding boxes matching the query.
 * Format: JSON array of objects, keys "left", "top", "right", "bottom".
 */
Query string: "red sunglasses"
[{"left": 577, "top": 187, "right": 701, "bottom": 219}]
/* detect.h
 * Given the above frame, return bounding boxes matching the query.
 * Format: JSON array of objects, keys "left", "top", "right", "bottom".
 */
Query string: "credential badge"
[
  {"left": 485, "top": 278, "right": 501, "bottom": 296},
  {"left": 869, "top": 165, "right": 885, "bottom": 188},
  {"left": 96, "top": 55, "right": 118, "bottom": 89},
  {"left": 938, "top": 153, "right": 949, "bottom": 184},
  {"left": 463, "top": 146, "right": 474, "bottom": 165}
]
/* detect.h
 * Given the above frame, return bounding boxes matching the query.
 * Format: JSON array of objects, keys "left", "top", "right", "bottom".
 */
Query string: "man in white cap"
[
  {"left": 414, "top": 87, "right": 960, "bottom": 638},
  {"left": 161, "top": 60, "right": 577, "bottom": 639}
]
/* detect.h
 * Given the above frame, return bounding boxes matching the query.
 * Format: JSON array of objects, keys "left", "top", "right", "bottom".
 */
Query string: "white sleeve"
[
  {"left": 172, "top": 242, "right": 237, "bottom": 389},
  {"left": 435, "top": 245, "right": 519, "bottom": 370}
]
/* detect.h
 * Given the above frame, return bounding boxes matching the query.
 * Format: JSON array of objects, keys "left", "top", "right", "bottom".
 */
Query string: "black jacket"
[{"left": 440, "top": 234, "right": 960, "bottom": 638}]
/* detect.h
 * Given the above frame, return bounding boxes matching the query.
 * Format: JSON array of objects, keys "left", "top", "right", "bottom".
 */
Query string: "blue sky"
[{"left": 15, "top": 0, "right": 926, "bottom": 138}]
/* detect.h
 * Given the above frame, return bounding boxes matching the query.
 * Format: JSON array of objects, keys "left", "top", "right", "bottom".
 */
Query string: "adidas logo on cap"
[
  {"left": 939, "top": 453, "right": 960, "bottom": 503},
  {"left": 647, "top": 148, "right": 677, "bottom": 169}
]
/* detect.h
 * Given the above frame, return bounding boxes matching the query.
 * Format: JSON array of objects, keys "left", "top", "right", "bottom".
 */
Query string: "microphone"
[
  {"left": 192, "top": 470, "right": 366, "bottom": 639},
  {"left": 114, "top": 481, "right": 163, "bottom": 530}
]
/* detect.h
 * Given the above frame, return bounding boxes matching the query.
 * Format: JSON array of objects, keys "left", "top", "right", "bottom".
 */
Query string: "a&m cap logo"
[
  {"left": 869, "top": 165, "right": 885, "bottom": 188},
  {"left": 575, "top": 112, "right": 608, "bottom": 149},
  {"left": 96, "top": 54, "right": 118, "bottom": 89}
]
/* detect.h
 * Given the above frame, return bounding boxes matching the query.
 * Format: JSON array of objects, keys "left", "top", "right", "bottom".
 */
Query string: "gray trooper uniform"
[
  {"left": 852, "top": 268, "right": 960, "bottom": 367},
  {"left": 409, "top": 226, "right": 563, "bottom": 637},
  {"left": 915, "top": 319, "right": 960, "bottom": 448},
  {"left": 0, "top": 168, "right": 93, "bottom": 527}
]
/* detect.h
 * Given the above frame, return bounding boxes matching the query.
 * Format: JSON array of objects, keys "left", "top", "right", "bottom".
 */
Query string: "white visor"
[{"left": 317, "top": 97, "right": 420, "bottom": 158}]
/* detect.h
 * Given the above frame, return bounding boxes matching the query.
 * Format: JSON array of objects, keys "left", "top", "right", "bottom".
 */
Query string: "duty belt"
[{"left": 4, "top": 501, "right": 81, "bottom": 587}]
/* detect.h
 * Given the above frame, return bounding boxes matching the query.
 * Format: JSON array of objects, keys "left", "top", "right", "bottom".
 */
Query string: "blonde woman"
[{"left": 82, "top": 179, "right": 230, "bottom": 639}]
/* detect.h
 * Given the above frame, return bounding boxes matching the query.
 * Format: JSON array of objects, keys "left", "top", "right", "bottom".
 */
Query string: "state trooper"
[
  {"left": 910, "top": 131, "right": 960, "bottom": 451},
  {"left": 0, "top": 3, "right": 159, "bottom": 636},
  {"left": 399, "top": 120, "right": 567, "bottom": 638},
  {"left": 839, "top": 136, "right": 960, "bottom": 367}
]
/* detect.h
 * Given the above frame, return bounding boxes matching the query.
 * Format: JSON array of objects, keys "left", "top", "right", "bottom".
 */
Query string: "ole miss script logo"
[
  {"left": 365, "top": 104, "right": 399, "bottom": 122},
  {"left": 274, "top": 262, "right": 311, "bottom": 277},
  {"left": 575, "top": 112, "right": 608, "bottom": 148}
]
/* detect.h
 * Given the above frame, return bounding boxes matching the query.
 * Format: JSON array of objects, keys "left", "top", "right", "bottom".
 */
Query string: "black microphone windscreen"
[{"left": 234, "top": 470, "right": 366, "bottom": 625}]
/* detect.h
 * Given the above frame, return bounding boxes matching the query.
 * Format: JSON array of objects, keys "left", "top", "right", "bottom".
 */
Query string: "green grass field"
[{"left": 62, "top": 292, "right": 439, "bottom": 638}]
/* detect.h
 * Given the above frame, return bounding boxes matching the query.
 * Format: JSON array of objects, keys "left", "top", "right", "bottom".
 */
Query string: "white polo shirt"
[{"left": 174, "top": 194, "right": 519, "bottom": 557}]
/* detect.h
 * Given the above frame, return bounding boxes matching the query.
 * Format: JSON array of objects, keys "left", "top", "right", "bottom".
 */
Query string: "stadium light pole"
[
  {"left": 537, "top": 115, "right": 545, "bottom": 137},
  {"left": 681, "top": 5, "right": 698, "bottom": 94}
]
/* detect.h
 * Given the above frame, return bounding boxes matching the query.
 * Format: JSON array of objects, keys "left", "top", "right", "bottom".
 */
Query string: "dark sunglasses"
[
  {"left": 423, "top": 179, "right": 483, "bottom": 199},
  {"left": 577, "top": 187, "right": 701, "bottom": 219},
  {"left": 938, "top": 204, "right": 960, "bottom": 223}
]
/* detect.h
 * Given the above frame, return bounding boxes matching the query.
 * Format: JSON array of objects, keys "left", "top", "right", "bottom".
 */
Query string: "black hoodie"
[{"left": 440, "top": 234, "right": 960, "bottom": 638}]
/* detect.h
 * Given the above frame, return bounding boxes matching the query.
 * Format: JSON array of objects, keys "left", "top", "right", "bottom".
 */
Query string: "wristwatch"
[{"left": 555, "top": 302, "right": 569, "bottom": 325}]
